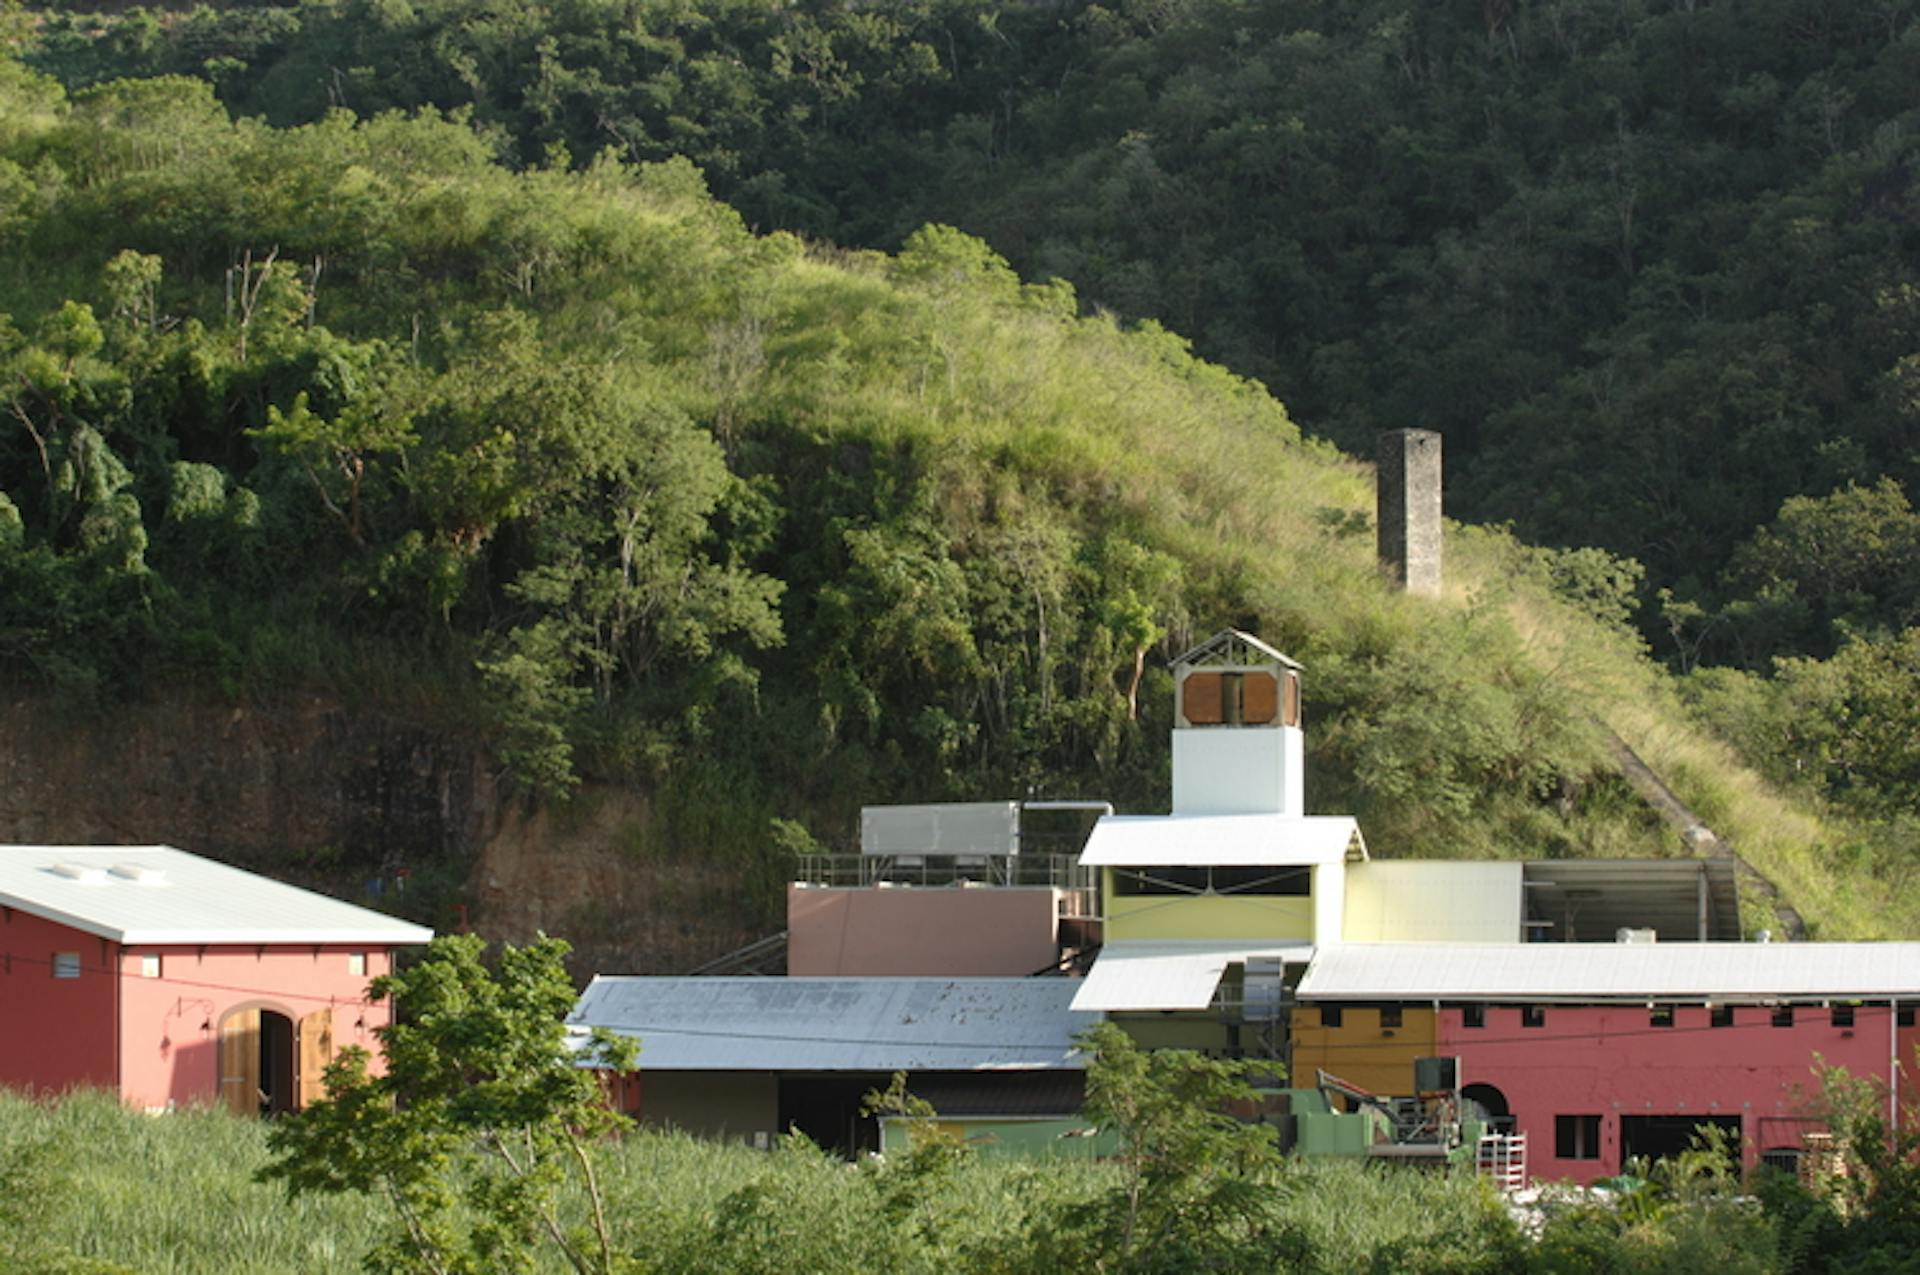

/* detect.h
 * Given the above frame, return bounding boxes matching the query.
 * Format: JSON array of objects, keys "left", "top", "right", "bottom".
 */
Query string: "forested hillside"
[
  {"left": 23, "top": 0, "right": 1920, "bottom": 867},
  {"left": 2, "top": 2, "right": 1915, "bottom": 940}
]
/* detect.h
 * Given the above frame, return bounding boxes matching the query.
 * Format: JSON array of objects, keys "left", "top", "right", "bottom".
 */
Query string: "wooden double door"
[{"left": 217, "top": 1006, "right": 336, "bottom": 1117}]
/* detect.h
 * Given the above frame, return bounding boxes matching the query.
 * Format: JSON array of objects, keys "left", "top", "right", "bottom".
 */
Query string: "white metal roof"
[
  {"left": 0, "top": 846, "right": 434, "bottom": 945},
  {"left": 567, "top": 977, "right": 1097, "bottom": 1071},
  {"left": 1297, "top": 942, "right": 1920, "bottom": 1002},
  {"left": 1070, "top": 940, "right": 1314, "bottom": 1012},
  {"left": 1078, "top": 815, "right": 1366, "bottom": 867}
]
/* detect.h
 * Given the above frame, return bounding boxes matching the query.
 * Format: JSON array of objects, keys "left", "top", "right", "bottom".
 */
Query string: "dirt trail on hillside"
[{"left": 1603, "top": 728, "right": 1807, "bottom": 941}]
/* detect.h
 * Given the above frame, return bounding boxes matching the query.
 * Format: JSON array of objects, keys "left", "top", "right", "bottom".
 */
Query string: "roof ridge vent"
[
  {"left": 108, "top": 863, "right": 168, "bottom": 886},
  {"left": 49, "top": 863, "right": 110, "bottom": 885}
]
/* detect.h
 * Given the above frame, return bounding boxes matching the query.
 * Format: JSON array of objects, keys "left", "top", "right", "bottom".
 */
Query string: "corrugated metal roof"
[
  {"left": 568, "top": 977, "right": 1096, "bottom": 1071},
  {"left": 1297, "top": 942, "right": 1920, "bottom": 1002},
  {"left": 1070, "top": 940, "right": 1314, "bottom": 1011},
  {"left": 1078, "top": 815, "right": 1365, "bottom": 867},
  {"left": 0, "top": 846, "right": 434, "bottom": 945}
]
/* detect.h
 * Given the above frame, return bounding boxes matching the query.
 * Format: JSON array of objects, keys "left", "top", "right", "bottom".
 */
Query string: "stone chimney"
[{"left": 1377, "top": 429, "right": 1442, "bottom": 597}]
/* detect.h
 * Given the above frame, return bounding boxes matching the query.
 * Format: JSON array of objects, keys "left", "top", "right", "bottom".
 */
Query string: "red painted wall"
[
  {"left": 1441, "top": 1003, "right": 1903, "bottom": 1183},
  {"left": 0, "top": 906, "right": 399, "bottom": 1109},
  {"left": 0, "top": 908, "right": 118, "bottom": 1093},
  {"left": 115, "top": 944, "right": 395, "bottom": 1111}
]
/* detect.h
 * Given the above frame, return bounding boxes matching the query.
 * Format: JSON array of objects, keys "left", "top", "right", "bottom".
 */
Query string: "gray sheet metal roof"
[
  {"left": 1079, "top": 815, "right": 1366, "bottom": 867},
  {"left": 0, "top": 846, "right": 434, "bottom": 945},
  {"left": 568, "top": 977, "right": 1097, "bottom": 1071},
  {"left": 1297, "top": 942, "right": 1920, "bottom": 1002}
]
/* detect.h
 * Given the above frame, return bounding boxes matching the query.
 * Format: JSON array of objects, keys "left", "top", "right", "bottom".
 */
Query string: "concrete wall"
[
  {"left": 787, "top": 885, "right": 1061, "bottom": 976},
  {"left": 1377, "top": 429, "right": 1443, "bottom": 596},
  {"left": 633, "top": 1071, "right": 779, "bottom": 1143},
  {"left": 1440, "top": 1003, "right": 1906, "bottom": 1183},
  {"left": 1343, "top": 861, "right": 1524, "bottom": 942},
  {"left": 1291, "top": 1006, "right": 1438, "bottom": 1099},
  {"left": 1171, "top": 728, "right": 1302, "bottom": 816},
  {"left": 0, "top": 909, "right": 117, "bottom": 1094}
]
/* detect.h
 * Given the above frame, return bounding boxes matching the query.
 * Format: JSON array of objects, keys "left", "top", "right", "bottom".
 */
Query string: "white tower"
[{"left": 1169, "top": 630, "right": 1304, "bottom": 816}]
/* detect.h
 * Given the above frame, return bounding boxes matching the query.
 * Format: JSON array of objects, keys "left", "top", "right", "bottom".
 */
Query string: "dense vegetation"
[
  {"left": 26, "top": 0, "right": 1920, "bottom": 851},
  {"left": 7, "top": 1, "right": 1920, "bottom": 935}
]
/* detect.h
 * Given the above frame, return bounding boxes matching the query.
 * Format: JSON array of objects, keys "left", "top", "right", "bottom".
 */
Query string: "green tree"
[
  {"left": 259, "top": 934, "right": 639, "bottom": 1275},
  {"left": 1023, "top": 1021, "right": 1299, "bottom": 1274}
]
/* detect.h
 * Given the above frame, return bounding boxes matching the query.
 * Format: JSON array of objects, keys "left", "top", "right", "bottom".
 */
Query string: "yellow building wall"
[
  {"left": 1107, "top": 1014, "right": 1239, "bottom": 1054},
  {"left": 1103, "top": 871, "right": 1315, "bottom": 943},
  {"left": 1342, "top": 861, "right": 1523, "bottom": 943},
  {"left": 1289, "top": 1006, "right": 1437, "bottom": 1099}
]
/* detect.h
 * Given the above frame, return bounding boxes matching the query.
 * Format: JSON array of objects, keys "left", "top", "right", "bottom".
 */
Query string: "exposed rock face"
[{"left": 0, "top": 693, "right": 760, "bottom": 977}]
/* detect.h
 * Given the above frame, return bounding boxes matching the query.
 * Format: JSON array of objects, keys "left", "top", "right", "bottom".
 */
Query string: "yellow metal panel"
[
  {"left": 1289, "top": 1007, "right": 1437, "bottom": 1099},
  {"left": 1104, "top": 894, "right": 1314, "bottom": 944},
  {"left": 1342, "top": 861, "right": 1523, "bottom": 943}
]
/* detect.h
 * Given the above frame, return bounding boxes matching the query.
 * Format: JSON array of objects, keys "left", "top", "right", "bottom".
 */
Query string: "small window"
[
  {"left": 1832, "top": 1005, "right": 1855, "bottom": 1028},
  {"left": 1521, "top": 1005, "right": 1545, "bottom": 1028},
  {"left": 52, "top": 952, "right": 80, "bottom": 980},
  {"left": 1901, "top": 1005, "right": 1915, "bottom": 1028},
  {"left": 1463, "top": 1004, "right": 1486, "bottom": 1028},
  {"left": 1773, "top": 1006, "right": 1795, "bottom": 1028},
  {"left": 1320, "top": 1007, "right": 1344, "bottom": 1029},
  {"left": 348, "top": 952, "right": 368, "bottom": 976},
  {"left": 1712, "top": 1005, "right": 1735, "bottom": 1028},
  {"left": 1379, "top": 1005, "right": 1403, "bottom": 1030},
  {"left": 1555, "top": 1114, "right": 1602, "bottom": 1160},
  {"left": 1650, "top": 1005, "right": 1674, "bottom": 1028},
  {"left": 139, "top": 954, "right": 161, "bottom": 979}
]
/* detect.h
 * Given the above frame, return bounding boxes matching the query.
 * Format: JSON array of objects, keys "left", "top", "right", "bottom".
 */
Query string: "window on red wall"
[
  {"left": 1521, "top": 1005, "right": 1545, "bottom": 1028},
  {"left": 1463, "top": 1004, "right": 1486, "bottom": 1028},
  {"left": 1832, "top": 1004, "right": 1855, "bottom": 1027},
  {"left": 1555, "top": 1115, "right": 1602, "bottom": 1160},
  {"left": 1772, "top": 1006, "right": 1795, "bottom": 1028},
  {"left": 1711, "top": 1005, "right": 1735, "bottom": 1027},
  {"left": 52, "top": 952, "right": 79, "bottom": 979},
  {"left": 1900, "top": 1005, "right": 1915, "bottom": 1028},
  {"left": 1650, "top": 1005, "right": 1675, "bottom": 1027}
]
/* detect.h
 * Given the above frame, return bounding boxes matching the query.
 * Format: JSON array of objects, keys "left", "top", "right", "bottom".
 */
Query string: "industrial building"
[{"left": 571, "top": 629, "right": 1920, "bottom": 1181}]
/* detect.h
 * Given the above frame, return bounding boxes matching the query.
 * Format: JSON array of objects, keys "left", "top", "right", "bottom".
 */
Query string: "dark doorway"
[
  {"left": 777, "top": 1075, "right": 889, "bottom": 1156},
  {"left": 1461, "top": 1083, "right": 1512, "bottom": 1132},
  {"left": 259, "top": 1010, "right": 295, "bottom": 1116},
  {"left": 1620, "top": 1114, "right": 1741, "bottom": 1166}
]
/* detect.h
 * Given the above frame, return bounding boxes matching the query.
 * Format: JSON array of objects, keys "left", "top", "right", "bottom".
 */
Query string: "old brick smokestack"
[{"left": 1377, "top": 429, "right": 1442, "bottom": 597}]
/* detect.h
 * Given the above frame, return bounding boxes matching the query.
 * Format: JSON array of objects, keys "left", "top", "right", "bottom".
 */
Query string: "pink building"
[
  {"left": 1297, "top": 942, "right": 1920, "bottom": 1182},
  {"left": 0, "top": 845, "right": 432, "bottom": 1114}
]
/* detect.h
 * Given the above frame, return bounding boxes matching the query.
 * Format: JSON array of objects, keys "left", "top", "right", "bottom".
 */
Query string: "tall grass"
[{"left": 0, "top": 1093, "right": 1530, "bottom": 1275}]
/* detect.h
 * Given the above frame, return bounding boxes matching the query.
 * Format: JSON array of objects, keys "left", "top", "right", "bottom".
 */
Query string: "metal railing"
[{"left": 794, "top": 852, "right": 1099, "bottom": 916}]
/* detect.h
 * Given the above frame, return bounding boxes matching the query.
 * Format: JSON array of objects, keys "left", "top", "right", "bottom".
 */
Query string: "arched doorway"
[
  {"left": 1461, "top": 1083, "right": 1513, "bottom": 1133},
  {"left": 219, "top": 1005, "right": 334, "bottom": 1116}
]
